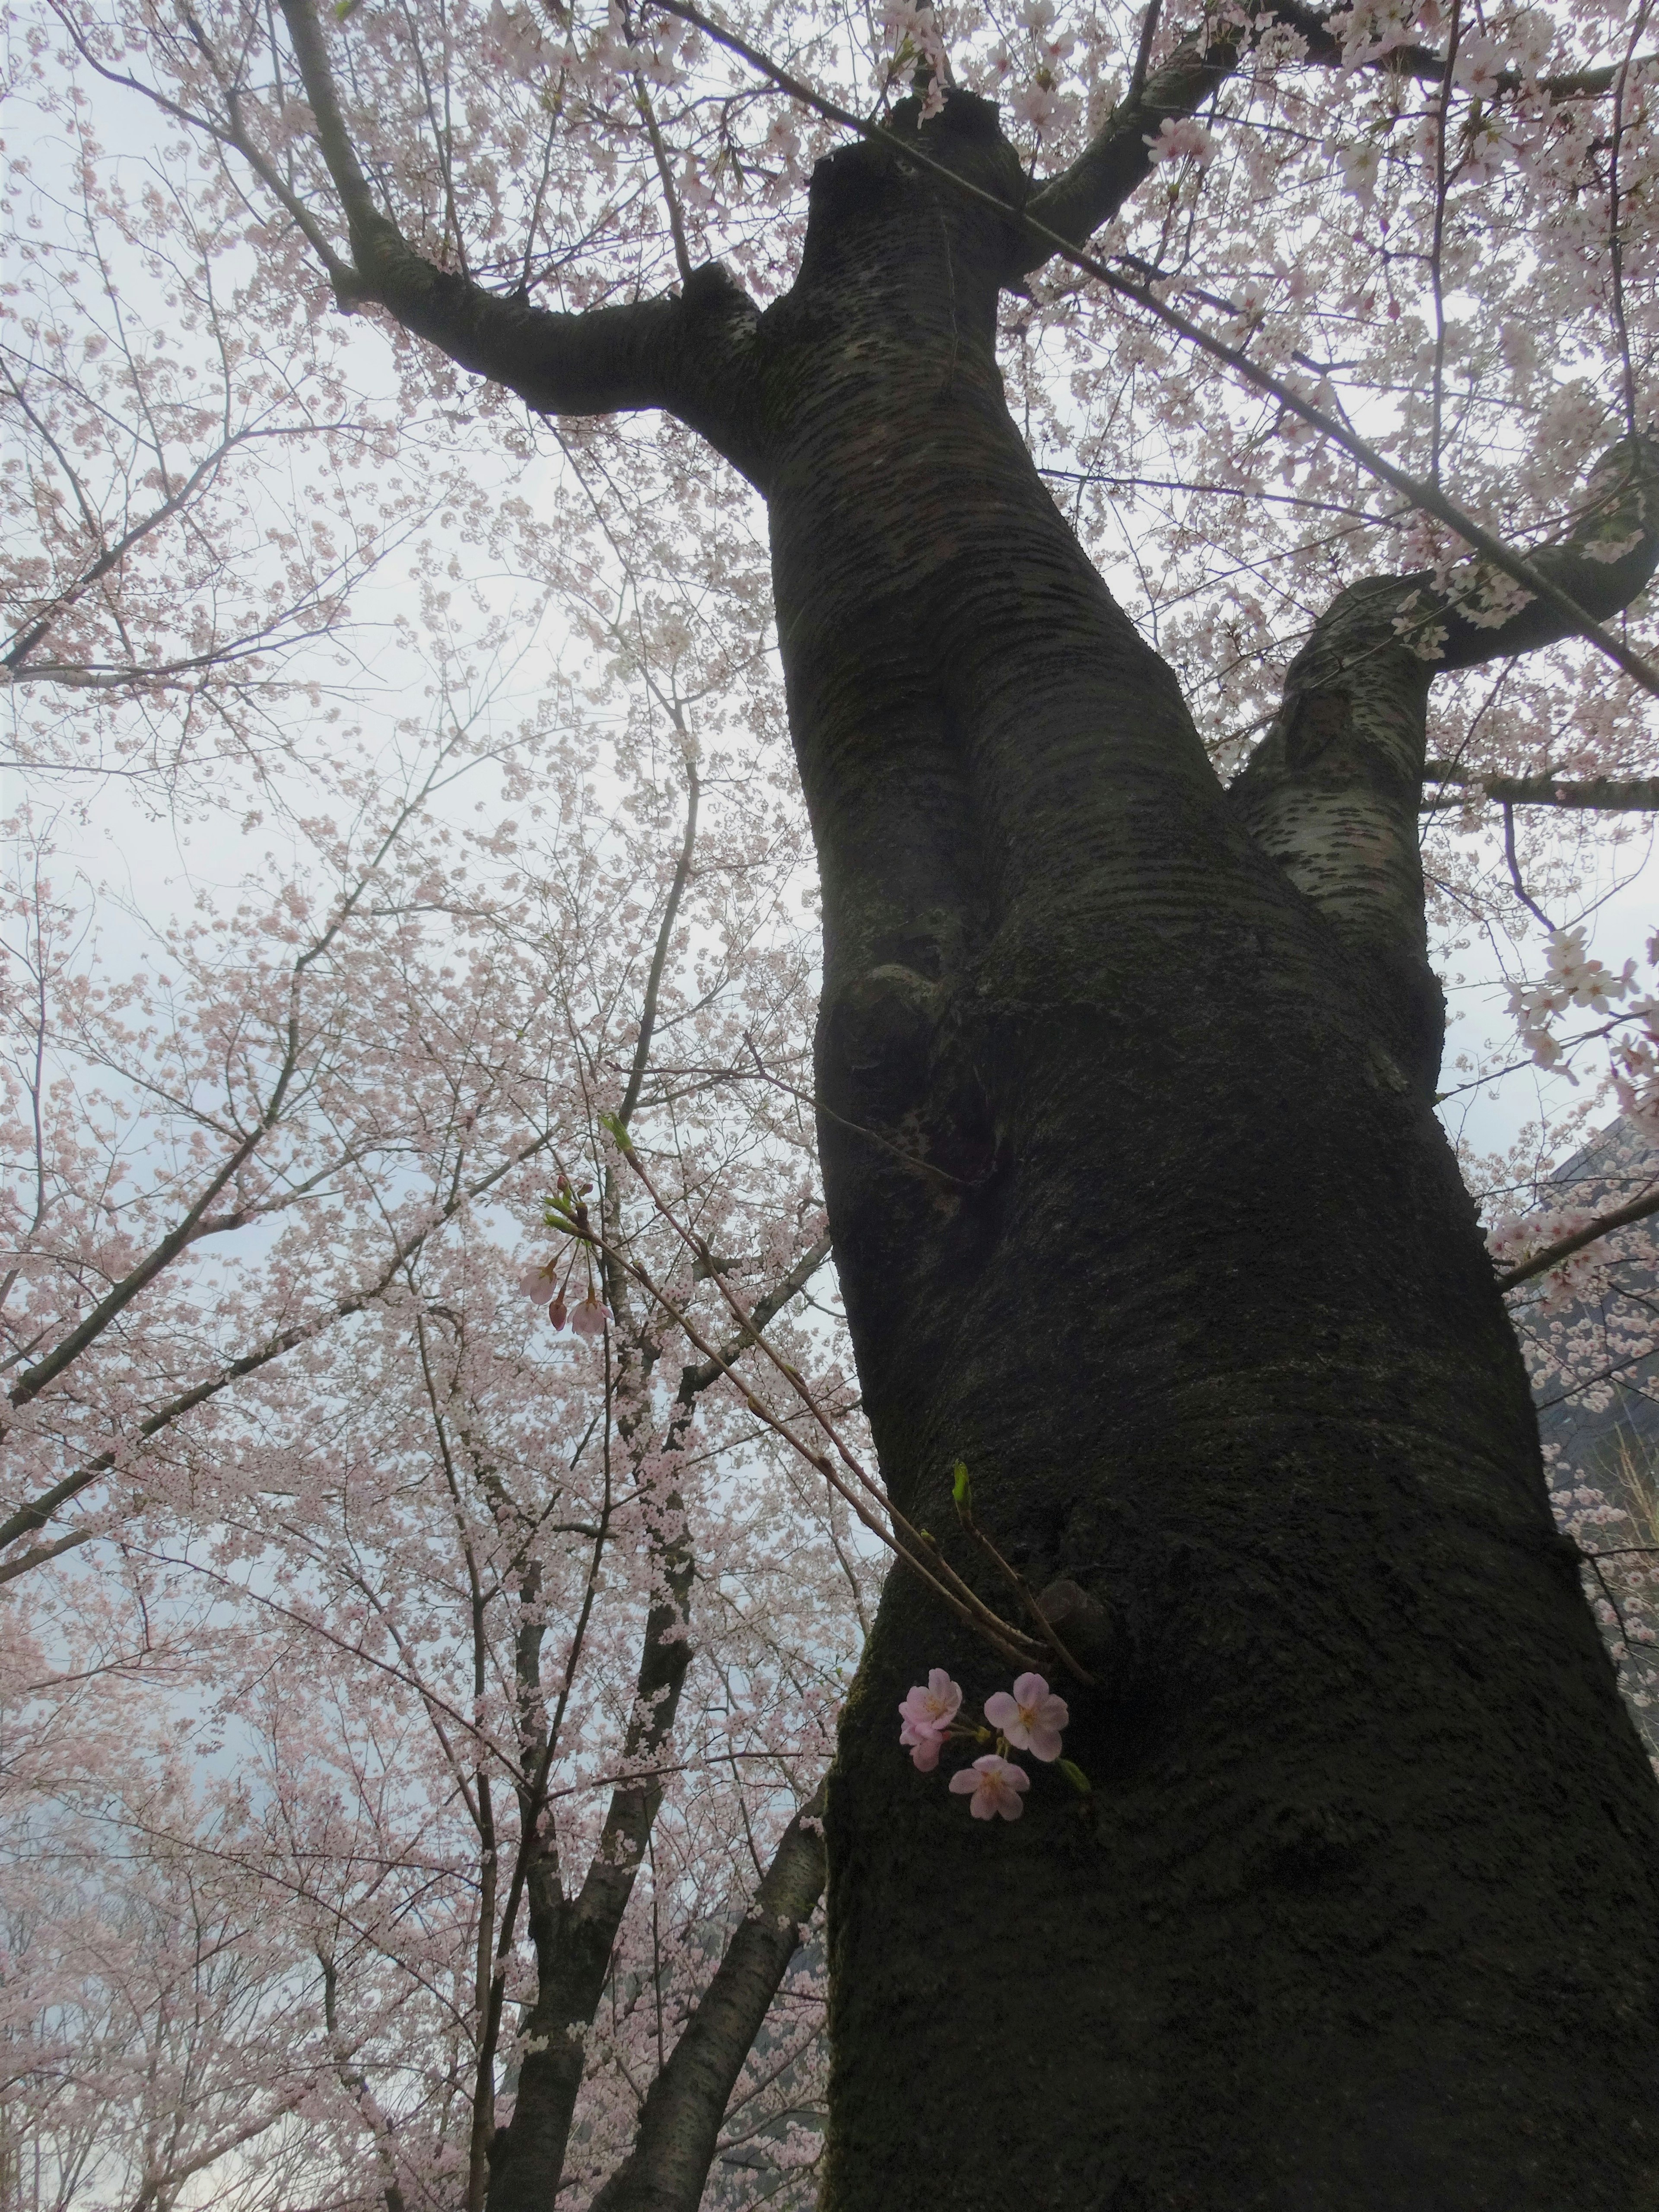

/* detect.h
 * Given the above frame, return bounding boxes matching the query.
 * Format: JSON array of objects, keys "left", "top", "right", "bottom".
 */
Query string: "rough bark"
[
  {"left": 746, "top": 93, "right": 1659, "bottom": 2212},
  {"left": 589, "top": 1782, "right": 827, "bottom": 2212}
]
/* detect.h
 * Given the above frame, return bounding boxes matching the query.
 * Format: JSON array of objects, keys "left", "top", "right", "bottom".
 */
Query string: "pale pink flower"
[
  {"left": 570, "top": 1294, "right": 609, "bottom": 1339},
  {"left": 906, "top": 1725, "right": 945, "bottom": 1772},
  {"left": 518, "top": 1258, "right": 561, "bottom": 1302},
  {"left": 984, "top": 1672, "right": 1068, "bottom": 1761},
  {"left": 899, "top": 1669, "right": 961, "bottom": 1770},
  {"left": 1146, "top": 115, "right": 1215, "bottom": 167},
  {"left": 949, "top": 1753, "right": 1029, "bottom": 1820}
]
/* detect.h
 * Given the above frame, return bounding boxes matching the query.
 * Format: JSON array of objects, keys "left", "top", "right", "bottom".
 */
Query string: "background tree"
[{"left": 7, "top": 0, "right": 1659, "bottom": 2205}]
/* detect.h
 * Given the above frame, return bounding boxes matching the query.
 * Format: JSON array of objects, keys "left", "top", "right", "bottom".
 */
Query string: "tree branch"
[
  {"left": 1497, "top": 1184, "right": 1659, "bottom": 1293},
  {"left": 1227, "top": 437, "right": 1659, "bottom": 1091},
  {"left": 276, "top": 0, "right": 766, "bottom": 480},
  {"left": 680, "top": 1232, "right": 834, "bottom": 1397},
  {"left": 481, "top": 1230, "right": 831, "bottom": 2211},
  {"left": 0, "top": 1524, "right": 92, "bottom": 1588},
  {"left": 0, "top": 1129, "right": 559, "bottom": 1566},
  {"left": 1422, "top": 768, "right": 1659, "bottom": 812},
  {"left": 1024, "top": 25, "right": 1245, "bottom": 251},
  {"left": 653, "top": 3, "right": 1659, "bottom": 699},
  {"left": 1013, "top": 3, "right": 1656, "bottom": 260},
  {"left": 588, "top": 1781, "right": 827, "bottom": 2212},
  {"left": 1420, "top": 436, "right": 1659, "bottom": 669},
  {"left": 619, "top": 757, "right": 699, "bottom": 1131}
]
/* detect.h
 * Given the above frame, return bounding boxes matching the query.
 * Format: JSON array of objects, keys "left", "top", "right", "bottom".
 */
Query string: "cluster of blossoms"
[
  {"left": 879, "top": 1, "right": 950, "bottom": 118},
  {"left": 481, "top": 0, "right": 690, "bottom": 95},
  {"left": 978, "top": 1, "right": 1084, "bottom": 139},
  {"left": 898, "top": 1668, "right": 1070, "bottom": 1821},
  {"left": 518, "top": 1256, "right": 610, "bottom": 1337},
  {"left": 1509, "top": 926, "right": 1648, "bottom": 1071},
  {"left": 1147, "top": 116, "right": 1217, "bottom": 168}
]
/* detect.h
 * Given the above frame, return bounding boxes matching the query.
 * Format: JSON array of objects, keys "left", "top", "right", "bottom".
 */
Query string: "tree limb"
[
  {"left": 653, "top": 2, "right": 1659, "bottom": 701},
  {"left": 1011, "top": 3, "right": 1656, "bottom": 260},
  {"left": 1497, "top": 1183, "right": 1659, "bottom": 1292},
  {"left": 1422, "top": 769, "right": 1659, "bottom": 812},
  {"left": 276, "top": 0, "right": 766, "bottom": 480},
  {"left": 1023, "top": 24, "right": 1245, "bottom": 253},
  {"left": 1417, "top": 437, "right": 1659, "bottom": 669},
  {"left": 588, "top": 1781, "right": 827, "bottom": 2212},
  {"left": 480, "top": 1230, "right": 832, "bottom": 2211},
  {"left": 0, "top": 1130, "right": 559, "bottom": 1567},
  {"left": 1227, "top": 438, "right": 1659, "bottom": 1091}
]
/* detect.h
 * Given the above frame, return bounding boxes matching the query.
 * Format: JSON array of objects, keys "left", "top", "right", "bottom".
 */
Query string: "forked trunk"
[{"left": 753, "top": 94, "right": 1659, "bottom": 2210}]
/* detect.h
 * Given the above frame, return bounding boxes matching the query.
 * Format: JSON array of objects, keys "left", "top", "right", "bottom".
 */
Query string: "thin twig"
[
  {"left": 1502, "top": 801, "right": 1555, "bottom": 933},
  {"left": 1128, "top": 0, "right": 1163, "bottom": 100}
]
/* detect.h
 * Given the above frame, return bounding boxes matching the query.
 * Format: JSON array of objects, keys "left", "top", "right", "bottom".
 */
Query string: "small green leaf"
[
  {"left": 598, "top": 1109, "right": 635, "bottom": 1156},
  {"left": 951, "top": 1460, "right": 973, "bottom": 1514},
  {"left": 334, "top": 0, "right": 362, "bottom": 19},
  {"left": 1057, "top": 1758, "right": 1092, "bottom": 1796}
]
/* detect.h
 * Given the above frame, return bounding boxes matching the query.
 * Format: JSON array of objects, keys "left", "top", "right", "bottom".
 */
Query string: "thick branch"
[
  {"left": 588, "top": 1782, "right": 828, "bottom": 2212},
  {"left": 1423, "top": 768, "right": 1659, "bottom": 812},
  {"left": 0, "top": 1525, "right": 93, "bottom": 1587},
  {"left": 1230, "top": 438, "right": 1659, "bottom": 1091},
  {"left": 1279, "top": 16, "right": 1659, "bottom": 98},
  {"left": 652, "top": 4, "right": 1659, "bottom": 702},
  {"left": 1423, "top": 437, "right": 1659, "bottom": 669},
  {"left": 276, "top": 0, "right": 766, "bottom": 481},
  {"left": 1023, "top": 27, "right": 1244, "bottom": 252},
  {"left": 1012, "top": 5, "right": 1656, "bottom": 258}
]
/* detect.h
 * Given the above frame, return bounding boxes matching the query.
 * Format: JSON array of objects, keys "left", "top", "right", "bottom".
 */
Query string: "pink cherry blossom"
[
  {"left": 518, "top": 1258, "right": 561, "bottom": 1302},
  {"left": 983, "top": 1673, "right": 1068, "bottom": 1762},
  {"left": 569, "top": 1294, "right": 610, "bottom": 1340},
  {"left": 898, "top": 1669, "right": 961, "bottom": 1769},
  {"left": 948, "top": 1754, "right": 1030, "bottom": 1821}
]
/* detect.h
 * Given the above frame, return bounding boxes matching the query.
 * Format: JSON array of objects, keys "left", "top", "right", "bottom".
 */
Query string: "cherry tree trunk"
[{"left": 755, "top": 100, "right": 1659, "bottom": 2211}]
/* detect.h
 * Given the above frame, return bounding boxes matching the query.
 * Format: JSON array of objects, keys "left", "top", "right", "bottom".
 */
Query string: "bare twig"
[{"left": 1502, "top": 801, "right": 1556, "bottom": 933}]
